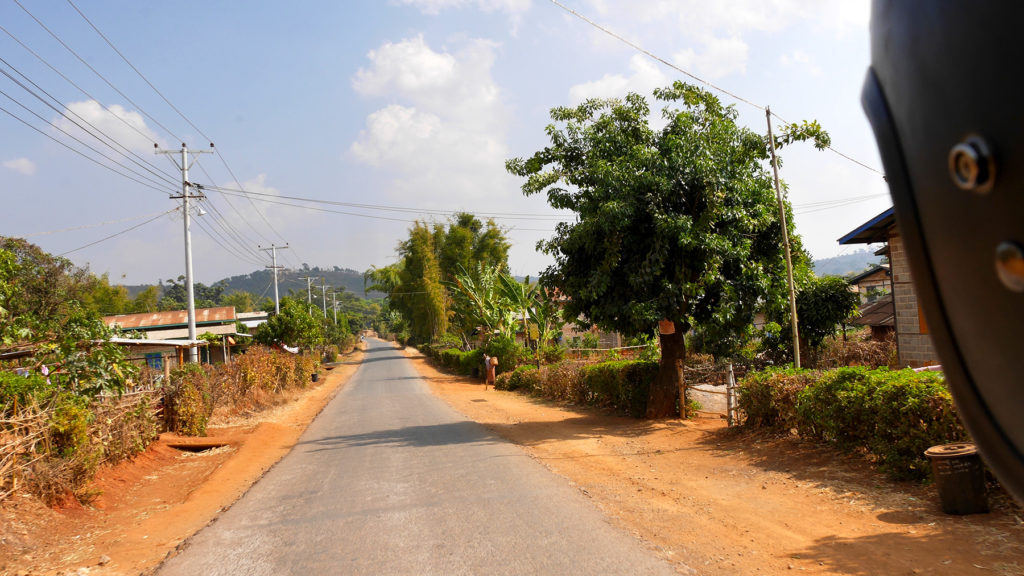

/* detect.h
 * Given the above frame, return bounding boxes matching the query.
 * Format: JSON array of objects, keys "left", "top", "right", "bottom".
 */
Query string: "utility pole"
[
  {"left": 320, "top": 279, "right": 328, "bottom": 319},
  {"left": 157, "top": 142, "right": 212, "bottom": 363},
  {"left": 331, "top": 290, "right": 338, "bottom": 325},
  {"left": 259, "top": 244, "right": 289, "bottom": 314},
  {"left": 299, "top": 276, "right": 315, "bottom": 315},
  {"left": 765, "top": 107, "right": 801, "bottom": 368}
]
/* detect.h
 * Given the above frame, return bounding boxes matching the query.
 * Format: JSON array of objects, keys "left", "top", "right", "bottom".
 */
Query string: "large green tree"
[{"left": 507, "top": 83, "right": 816, "bottom": 417}]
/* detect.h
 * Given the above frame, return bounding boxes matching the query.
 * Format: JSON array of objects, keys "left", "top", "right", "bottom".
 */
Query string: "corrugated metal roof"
[
  {"left": 838, "top": 207, "right": 895, "bottom": 245},
  {"left": 103, "top": 306, "right": 236, "bottom": 329},
  {"left": 850, "top": 293, "right": 895, "bottom": 327}
]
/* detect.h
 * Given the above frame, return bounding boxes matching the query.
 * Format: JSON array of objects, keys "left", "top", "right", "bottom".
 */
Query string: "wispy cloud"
[{"left": 2, "top": 157, "right": 36, "bottom": 175}]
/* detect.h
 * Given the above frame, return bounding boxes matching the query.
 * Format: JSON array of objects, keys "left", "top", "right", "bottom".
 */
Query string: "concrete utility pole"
[
  {"left": 157, "top": 142, "right": 212, "bottom": 363},
  {"left": 331, "top": 290, "right": 338, "bottom": 324},
  {"left": 260, "top": 244, "right": 289, "bottom": 314},
  {"left": 300, "top": 276, "right": 315, "bottom": 315},
  {"left": 765, "top": 107, "right": 801, "bottom": 369},
  {"left": 320, "top": 279, "right": 328, "bottom": 319}
]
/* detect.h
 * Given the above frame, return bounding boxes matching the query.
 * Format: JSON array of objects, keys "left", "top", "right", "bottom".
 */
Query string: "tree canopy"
[{"left": 507, "top": 82, "right": 809, "bottom": 416}]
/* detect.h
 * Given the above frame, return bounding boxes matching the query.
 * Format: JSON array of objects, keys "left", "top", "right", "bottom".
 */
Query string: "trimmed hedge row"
[
  {"left": 738, "top": 366, "right": 968, "bottom": 480},
  {"left": 492, "top": 359, "right": 658, "bottom": 418}
]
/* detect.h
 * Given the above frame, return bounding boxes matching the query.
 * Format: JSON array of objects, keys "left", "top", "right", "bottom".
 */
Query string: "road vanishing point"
[{"left": 157, "top": 338, "right": 683, "bottom": 575}]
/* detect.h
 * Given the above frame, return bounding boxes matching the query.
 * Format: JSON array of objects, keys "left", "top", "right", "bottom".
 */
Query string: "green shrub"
[
  {"left": 496, "top": 365, "right": 541, "bottom": 391},
  {"left": 0, "top": 371, "right": 52, "bottom": 413},
  {"left": 541, "top": 344, "right": 566, "bottom": 364},
  {"left": 582, "top": 360, "right": 658, "bottom": 417},
  {"left": 865, "top": 370, "right": 966, "bottom": 479},
  {"left": 323, "top": 345, "right": 339, "bottom": 363},
  {"left": 737, "top": 367, "right": 815, "bottom": 430},
  {"left": 165, "top": 364, "right": 214, "bottom": 436},
  {"left": 740, "top": 366, "right": 968, "bottom": 480},
  {"left": 459, "top": 348, "right": 485, "bottom": 377},
  {"left": 48, "top": 393, "right": 93, "bottom": 457},
  {"left": 484, "top": 335, "right": 522, "bottom": 375}
]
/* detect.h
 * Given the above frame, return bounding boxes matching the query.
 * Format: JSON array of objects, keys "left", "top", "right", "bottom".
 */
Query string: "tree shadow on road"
[{"left": 298, "top": 421, "right": 501, "bottom": 451}]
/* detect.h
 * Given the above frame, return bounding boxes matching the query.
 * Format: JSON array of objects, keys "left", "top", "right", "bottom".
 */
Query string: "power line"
[
  {"left": 20, "top": 210, "right": 172, "bottom": 238},
  {"left": 66, "top": 0, "right": 207, "bottom": 141},
  {"left": 212, "top": 189, "right": 560, "bottom": 232},
  {"left": 546, "top": 0, "right": 886, "bottom": 178},
  {"left": 199, "top": 184, "right": 570, "bottom": 221},
  {"left": 59, "top": 208, "right": 176, "bottom": 256},
  {"left": 0, "top": 57, "right": 179, "bottom": 187},
  {"left": 0, "top": 100, "right": 175, "bottom": 194},
  {"left": 12, "top": 0, "right": 183, "bottom": 143},
  {"left": 0, "top": 22, "right": 162, "bottom": 148},
  {"left": 0, "top": 86, "right": 175, "bottom": 192},
  {"left": 60, "top": 1, "right": 292, "bottom": 251}
]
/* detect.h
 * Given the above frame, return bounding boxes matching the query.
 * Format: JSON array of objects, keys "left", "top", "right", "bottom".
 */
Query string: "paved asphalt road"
[{"left": 157, "top": 339, "right": 683, "bottom": 575}]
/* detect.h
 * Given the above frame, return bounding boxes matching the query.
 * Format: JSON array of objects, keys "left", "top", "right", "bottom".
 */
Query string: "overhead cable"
[
  {"left": 546, "top": 0, "right": 886, "bottom": 178},
  {"left": 59, "top": 208, "right": 177, "bottom": 256}
]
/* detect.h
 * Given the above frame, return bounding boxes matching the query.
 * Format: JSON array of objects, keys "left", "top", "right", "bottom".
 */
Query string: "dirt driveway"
[{"left": 405, "top": 348, "right": 1024, "bottom": 576}]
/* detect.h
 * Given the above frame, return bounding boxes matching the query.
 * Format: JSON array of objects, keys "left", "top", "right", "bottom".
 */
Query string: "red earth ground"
[{"left": 3, "top": 341, "right": 1023, "bottom": 575}]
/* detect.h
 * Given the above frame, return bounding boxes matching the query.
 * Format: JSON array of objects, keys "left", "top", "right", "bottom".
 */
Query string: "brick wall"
[{"left": 888, "top": 231, "right": 939, "bottom": 367}]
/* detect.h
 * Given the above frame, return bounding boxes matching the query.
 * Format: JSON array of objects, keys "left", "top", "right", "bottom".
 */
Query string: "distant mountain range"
[
  {"left": 812, "top": 248, "right": 884, "bottom": 277},
  {"left": 123, "top": 266, "right": 384, "bottom": 300},
  {"left": 119, "top": 252, "right": 876, "bottom": 300}
]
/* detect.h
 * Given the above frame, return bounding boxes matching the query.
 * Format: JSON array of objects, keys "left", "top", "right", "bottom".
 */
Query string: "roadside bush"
[
  {"left": 740, "top": 366, "right": 968, "bottom": 480},
  {"left": 164, "top": 364, "right": 214, "bottom": 436},
  {"left": 323, "top": 345, "right": 339, "bottom": 363},
  {"left": 48, "top": 393, "right": 93, "bottom": 458},
  {"left": 535, "top": 362, "right": 587, "bottom": 403},
  {"left": 460, "top": 348, "right": 485, "bottom": 377},
  {"left": 582, "top": 360, "right": 658, "bottom": 417},
  {"left": 737, "top": 367, "right": 815, "bottom": 431},
  {"left": 541, "top": 344, "right": 566, "bottom": 364},
  {"left": 484, "top": 335, "right": 522, "bottom": 375},
  {"left": 495, "top": 365, "right": 541, "bottom": 391}
]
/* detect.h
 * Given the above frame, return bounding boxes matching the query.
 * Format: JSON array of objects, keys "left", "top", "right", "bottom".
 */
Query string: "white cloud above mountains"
[{"left": 2, "top": 157, "right": 36, "bottom": 175}]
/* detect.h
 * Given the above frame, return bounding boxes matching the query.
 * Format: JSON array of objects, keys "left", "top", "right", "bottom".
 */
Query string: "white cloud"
[
  {"left": 350, "top": 36, "right": 509, "bottom": 202},
  {"left": 568, "top": 54, "right": 670, "bottom": 103},
  {"left": 394, "top": 0, "right": 530, "bottom": 17},
  {"left": 2, "top": 157, "right": 36, "bottom": 175},
  {"left": 53, "top": 100, "right": 163, "bottom": 153},
  {"left": 780, "top": 49, "right": 822, "bottom": 77},
  {"left": 673, "top": 35, "right": 749, "bottom": 82}
]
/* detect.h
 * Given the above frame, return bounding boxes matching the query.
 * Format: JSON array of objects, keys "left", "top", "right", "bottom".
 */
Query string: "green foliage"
[
  {"left": 0, "top": 370, "right": 51, "bottom": 412},
  {"left": 254, "top": 296, "right": 323, "bottom": 349},
  {"left": 0, "top": 239, "right": 138, "bottom": 398},
  {"left": 795, "top": 275, "right": 860, "bottom": 349},
  {"left": 507, "top": 82, "right": 828, "bottom": 416},
  {"left": 221, "top": 290, "right": 261, "bottom": 313},
  {"left": 737, "top": 367, "right": 814, "bottom": 430},
  {"left": 495, "top": 365, "right": 541, "bottom": 391},
  {"left": 48, "top": 393, "right": 92, "bottom": 457},
  {"left": 483, "top": 335, "right": 521, "bottom": 375},
  {"left": 582, "top": 360, "right": 658, "bottom": 418},
  {"left": 165, "top": 364, "right": 214, "bottom": 436},
  {"left": 739, "top": 367, "right": 968, "bottom": 480},
  {"left": 540, "top": 344, "right": 566, "bottom": 364}
]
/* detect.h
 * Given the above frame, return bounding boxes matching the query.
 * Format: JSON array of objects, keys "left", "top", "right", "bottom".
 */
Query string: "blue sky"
[{"left": 0, "top": 0, "right": 888, "bottom": 287}]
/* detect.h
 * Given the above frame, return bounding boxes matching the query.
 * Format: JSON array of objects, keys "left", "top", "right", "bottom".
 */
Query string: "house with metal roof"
[
  {"left": 839, "top": 207, "right": 939, "bottom": 367},
  {"left": 103, "top": 306, "right": 244, "bottom": 367}
]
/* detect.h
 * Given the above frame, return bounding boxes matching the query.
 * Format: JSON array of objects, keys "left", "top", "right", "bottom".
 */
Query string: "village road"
[{"left": 156, "top": 338, "right": 682, "bottom": 575}]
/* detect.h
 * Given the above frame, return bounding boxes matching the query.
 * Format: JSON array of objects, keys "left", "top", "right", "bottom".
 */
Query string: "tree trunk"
[{"left": 646, "top": 321, "right": 686, "bottom": 418}]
